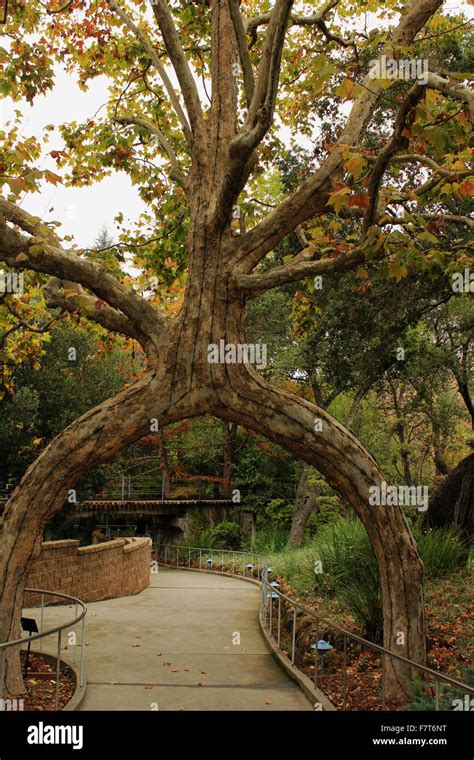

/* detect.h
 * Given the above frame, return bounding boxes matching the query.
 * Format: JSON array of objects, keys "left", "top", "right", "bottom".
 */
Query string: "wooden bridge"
[{"left": 74, "top": 497, "right": 234, "bottom": 518}]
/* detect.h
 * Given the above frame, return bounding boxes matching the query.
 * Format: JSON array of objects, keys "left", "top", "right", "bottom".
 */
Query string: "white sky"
[
  {"left": 0, "top": 0, "right": 469, "bottom": 248},
  {"left": 1, "top": 66, "right": 148, "bottom": 247}
]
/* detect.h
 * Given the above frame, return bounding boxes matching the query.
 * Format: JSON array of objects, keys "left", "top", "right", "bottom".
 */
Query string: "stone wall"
[{"left": 25, "top": 537, "right": 151, "bottom": 605}]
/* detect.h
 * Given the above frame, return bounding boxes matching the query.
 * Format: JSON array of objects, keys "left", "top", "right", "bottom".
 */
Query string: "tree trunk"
[
  {"left": 422, "top": 453, "right": 473, "bottom": 543},
  {"left": 391, "top": 384, "right": 413, "bottom": 486},
  {"left": 158, "top": 433, "right": 171, "bottom": 498},
  {"left": 222, "top": 421, "right": 237, "bottom": 499},
  {"left": 288, "top": 464, "right": 319, "bottom": 549},
  {"left": 213, "top": 367, "right": 426, "bottom": 701},
  {"left": 0, "top": 361, "right": 193, "bottom": 697}
]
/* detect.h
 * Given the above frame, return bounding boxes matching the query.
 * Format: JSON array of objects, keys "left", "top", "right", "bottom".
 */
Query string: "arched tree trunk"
[
  {"left": 211, "top": 360, "right": 426, "bottom": 701},
  {"left": 0, "top": 360, "right": 195, "bottom": 697}
]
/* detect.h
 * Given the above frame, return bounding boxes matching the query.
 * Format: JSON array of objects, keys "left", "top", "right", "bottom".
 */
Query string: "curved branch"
[
  {"left": 363, "top": 83, "right": 426, "bottom": 231},
  {"left": 43, "top": 278, "right": 141, "bottom": 340},
  {"left": 0, "top": 199, "right": 166, "bottom": 344},
  {"left": 229, "top": 0, "right": 255, "bottom": 106}
]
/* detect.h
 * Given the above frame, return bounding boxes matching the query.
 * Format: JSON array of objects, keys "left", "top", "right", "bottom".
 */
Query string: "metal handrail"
[
  {"left": 154, "top": 543, "right": 474, "bottom": 710},
  {"left": 0, "top": 588, "right": 87, "bottom": 710}
]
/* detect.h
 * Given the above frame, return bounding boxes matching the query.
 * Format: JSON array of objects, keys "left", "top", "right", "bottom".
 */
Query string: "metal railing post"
[
  {"left": 232, "top": 552, "right": 235, "bottom": 574},
  {"left": 55, "top": 631, "right": 62, "bottom": 710},
  {"left": 277, "top": 596, "right": 281, "bottom": 647},
  {"left": 165, "top": 545, "right": 168, "bottom": 565},
  {"left": 291, "top": 608, "right": 296, "bottom": 665},
  {"left": 188, "top": 547, "right": 191, "bottom": 568},
  {"left": 221, "top": 551, "right": 224, "bottom": 571},
  {"left": 39, "top": 592, "right": 45, "bottom": 652},
  {"left": 73, "top": 602, "right": 78, "bottom": 665},
  {"left": 381, "top": 653, "right": 386, "bottom": 711},
  {"left": 199, "top": 549, "right": 202, "bottom": 569},
  {"left": 79, "top": 616, "right": 86, "bottom": 688},
  {"left": 342, "top": 634, "right": 348, "bottom": 710},
  {"left": 435, "top": 678, "right": 440, "bottom": 711},
  {"left": 0, "top": 648, "right": 5, "bottom": 702},
  {"left": 176, "top": 546, "right": 179, "bottom": 567}
]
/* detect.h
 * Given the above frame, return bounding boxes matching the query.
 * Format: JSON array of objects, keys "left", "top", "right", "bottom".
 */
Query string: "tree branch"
[
  {"left": 425, "top": 72, "right": 474, "bottom": 121},
  {"left": 229, "top": 0, "right": 255, "bottom": 107},
  {"left": 236, "top": 0, "right": 294, "bottom": 150},
  {"left": 363, "top": 83, "right": 426, "bottom": 232},
  {"left": 43, "top": 278, "right": 141, "bottom": 340},
  {"left": 114, "top": 115, "right": 189, "bottom": 189},
  {"left": 235, "top": 0, "right": 444, "bottom": 272},
  {"left": 234, "top": 244, "right": 366, "bottom": 292},
  {"left": 148, "top": 0, "right": 206, "bottom": 150},
  {"left": 106, "top": 0, "right": 193, "bottom": 146},
  {"left": 0, "top": 199, "right": 166, "bottom": 345}
]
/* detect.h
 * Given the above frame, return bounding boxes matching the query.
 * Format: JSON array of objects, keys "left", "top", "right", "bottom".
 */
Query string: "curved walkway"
[{"left": 31, "top": 567, "right": 312, "bottom": 711}]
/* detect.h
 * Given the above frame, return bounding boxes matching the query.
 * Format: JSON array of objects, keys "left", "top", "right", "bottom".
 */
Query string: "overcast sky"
[{"left": 1, "top": 0, "right": 467, "bottom": 248}]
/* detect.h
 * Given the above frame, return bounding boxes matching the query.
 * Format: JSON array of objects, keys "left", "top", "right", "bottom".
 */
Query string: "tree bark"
[
  {"left": 422, "top": 453, "right": 473, "bottom": 543},
  {"left": 158, "top": 433, "right": 171, "bottom": 499},
  {"left": 222, "top": 421, "right": 237, "bottom": 499},
  {"left": 288, "top": 464, "right": 319, "bottom": 549}
]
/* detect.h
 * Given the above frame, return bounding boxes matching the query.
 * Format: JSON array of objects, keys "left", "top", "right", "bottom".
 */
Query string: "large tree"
[{"left": 0, "top": 0, "right": 472, "bottom": 701}]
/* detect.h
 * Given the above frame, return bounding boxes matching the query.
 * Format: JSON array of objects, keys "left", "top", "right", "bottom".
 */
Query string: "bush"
[
  {"left": 403, "top": 668, "right": 474, "bottom": 711},
  {"left": 415, "top": 527, "right": 466, "bottom": 578},
  {"left": 268, "top": 520, "right": 467, "bottom": 643},
  {"left": 265, "top": 498, "right": 294, "bottom": 527},
  {"left": 205, "top": 521, "right": 242, "bottom": 550},
  {"left": 248, "top": 524, "right": 289, "bottom": 554},
  {"left": 309, "top": 518, "right": 383, "bottom": 641}
]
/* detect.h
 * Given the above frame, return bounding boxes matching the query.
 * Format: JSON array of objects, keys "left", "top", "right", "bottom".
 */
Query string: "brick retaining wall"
[{"left": 25, "top": 537, "right": 151, "bottom": 605}]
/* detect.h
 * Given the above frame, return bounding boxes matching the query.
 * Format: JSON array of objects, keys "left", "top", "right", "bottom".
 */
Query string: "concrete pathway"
[{"left": 28, "top": 568, "right": 312, "bottom": 711}]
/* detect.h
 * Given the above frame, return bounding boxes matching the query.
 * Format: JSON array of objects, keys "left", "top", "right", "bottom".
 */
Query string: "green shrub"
[
  {"left": 268, "top": 520, "right": 466, "bottom": 643},
  {"left": 265, "top": 498, "right": 294, "bottom": 527},
  {"left": 309, "top": 518, "right": 383, "bottom": 640},
  {"left": 415, "top": 527, "right": 466, "bottom": 578},
  {"left": 403, "top": 668, "right": 474, "bottom": 711},
  {"left": 205, "top": 520, "right": 242, "bottom": 550},
  {"left": 248, "top": 524, "right": 289, "bottom": 554}
]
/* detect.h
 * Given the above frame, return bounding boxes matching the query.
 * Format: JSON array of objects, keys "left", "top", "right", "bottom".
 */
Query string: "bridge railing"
[
  {"left": 85, "top": 475, "right": 297, "bottom": 503},
  {"left": 0, "top": 589, "right": 86, "bottom": 710},
  {"left": 154, "top": 543, "right": 474, "bottom": 712}
]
